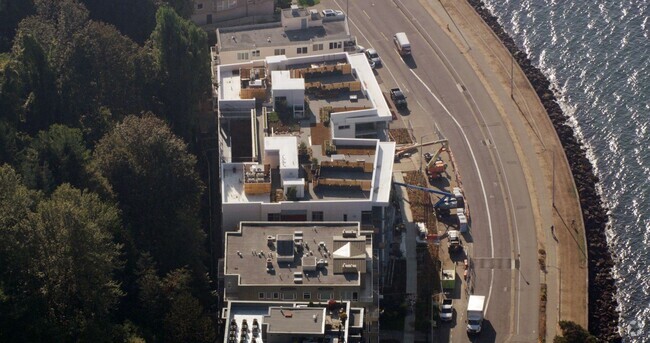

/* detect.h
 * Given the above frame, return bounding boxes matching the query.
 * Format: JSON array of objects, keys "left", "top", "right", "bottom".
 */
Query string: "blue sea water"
[{"left": 481, "top": 0, "right": 649, "bottom": 340}]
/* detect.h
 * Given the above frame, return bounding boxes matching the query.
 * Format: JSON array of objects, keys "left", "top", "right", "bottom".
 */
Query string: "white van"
[{"left": 393, "top": 32, "right": 411, "bottom": 56}]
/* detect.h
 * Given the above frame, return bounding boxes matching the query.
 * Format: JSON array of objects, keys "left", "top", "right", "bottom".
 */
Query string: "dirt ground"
[{"left": 418, "top": 0, "right": 589, "bottom": 339}]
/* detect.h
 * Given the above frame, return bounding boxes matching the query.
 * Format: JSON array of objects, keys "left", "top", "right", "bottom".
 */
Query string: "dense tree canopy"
[
  {"left": 19, "top": 124, "right": 110, "bottom": 195},
  {"left": 94, "top": 114, "right": 205, "bottom": 273},
  {"left": 0, "top": 0, "right": 215, "bottom": 340},
  {"left": 0, "top": 166, "right": 124, "bottom": 341},
  {"left": 151, "top": 6, "right": 210, "bottom": 142},
  {"left": 0, "top": 0, "right": 35, "bottom": 51}
]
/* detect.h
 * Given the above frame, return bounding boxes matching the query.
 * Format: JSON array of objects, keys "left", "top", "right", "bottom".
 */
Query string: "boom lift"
[
  {"left": 425, "top": 142, "right": 448, "bottom": 179},
  {"left": 393, "top": 182, "right": 455, "bottom": 208}
]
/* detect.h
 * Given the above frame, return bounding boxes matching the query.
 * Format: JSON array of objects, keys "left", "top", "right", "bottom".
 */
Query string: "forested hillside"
[{"left": 0, "top": 1, "right": 217, "bottom": 341}]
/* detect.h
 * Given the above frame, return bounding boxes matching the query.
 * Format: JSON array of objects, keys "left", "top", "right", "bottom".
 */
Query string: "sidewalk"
[{"left": 393, "top": 171, "right": 418, "bottom": 343}]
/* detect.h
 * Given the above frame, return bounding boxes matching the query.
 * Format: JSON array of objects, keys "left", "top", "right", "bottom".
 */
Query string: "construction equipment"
[
  {"left": 425, "top": 143, "right": 449, "bottom": 179},
  {"left": 393, "top": 182, "right": 455, "bottom": 208},
  {"left": 448, "top": 230, "right": 462, "bottom": 252}
]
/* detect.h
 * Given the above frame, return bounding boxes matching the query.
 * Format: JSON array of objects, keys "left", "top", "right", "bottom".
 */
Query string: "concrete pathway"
[{"left": 393, "top": 172, "right": 418, "bottom": 343}]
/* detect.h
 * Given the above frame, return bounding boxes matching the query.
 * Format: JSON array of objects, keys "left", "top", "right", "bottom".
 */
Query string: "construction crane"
[{"left": 393, "top": 182, "right": 455, "bottom": 208}]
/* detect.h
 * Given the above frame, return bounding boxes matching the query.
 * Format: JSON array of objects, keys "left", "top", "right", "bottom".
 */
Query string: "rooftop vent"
[{"left": 293, "top": 272, "right": 303, "bottom": 283}]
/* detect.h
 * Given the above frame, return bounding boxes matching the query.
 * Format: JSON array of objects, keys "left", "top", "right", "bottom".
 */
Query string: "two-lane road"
[{"left": 326, "top": 0, "right": 541, "bottom": 341}]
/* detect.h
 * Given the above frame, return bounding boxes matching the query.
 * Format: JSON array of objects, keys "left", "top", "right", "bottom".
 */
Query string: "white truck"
[
  {"left": 466, "top": 295, "right": 485, "bottom": 334},
  {"left": 393, "top": 32, "right": 411, "bottom": 56}
]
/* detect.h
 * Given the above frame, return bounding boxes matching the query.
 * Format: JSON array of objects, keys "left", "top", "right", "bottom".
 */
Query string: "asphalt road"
[{"left": 323, "top": 0, "right": 541, "bottom": 341}]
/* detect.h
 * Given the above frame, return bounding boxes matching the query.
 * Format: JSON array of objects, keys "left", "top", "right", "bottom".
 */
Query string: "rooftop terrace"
[{"left": 225, "top": 222, "right": 372, "bottom": 286}]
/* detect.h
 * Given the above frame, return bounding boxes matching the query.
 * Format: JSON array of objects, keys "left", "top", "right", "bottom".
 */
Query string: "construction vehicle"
[
  {"left": 425, "top": 144, "right": 448, "bottom": 180},
  {"left": 467, "top": 295, "right": 486, "bottom": 334},
  {"left": 393, "top": 182, "right": 455, "bottom": 208},
  {"left": 448, "top": 230, "right": 462, "bottom": 252}
]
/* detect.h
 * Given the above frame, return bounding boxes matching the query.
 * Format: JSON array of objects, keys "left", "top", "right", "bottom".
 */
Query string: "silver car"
[{"left": 365, "top": 48, "right": 382, "bottom": 69}]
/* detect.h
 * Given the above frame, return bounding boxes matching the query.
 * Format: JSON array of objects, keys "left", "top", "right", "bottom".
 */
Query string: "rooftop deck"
[{"left": 225, "top": 223, "right": 371, "bottom": 286}]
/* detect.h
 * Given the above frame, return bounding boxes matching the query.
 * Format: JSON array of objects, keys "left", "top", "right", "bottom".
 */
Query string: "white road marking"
[
  {"left": 363, "top": 9, "right": 371, "bottom": 19},
  {"left": 398, "top": 0, "right": 525, "bottom": 331}
]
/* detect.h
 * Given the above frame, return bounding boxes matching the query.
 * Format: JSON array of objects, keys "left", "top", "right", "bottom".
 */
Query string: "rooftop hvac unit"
[
  {"left": 342, "top": 229, "right": 357, "bottom": 238},
  {"left": 294, "top": 231, "right": 304, "bottom": 243},
  {"left": 341, "top": 263, "right": 358, "bottom": 273}
]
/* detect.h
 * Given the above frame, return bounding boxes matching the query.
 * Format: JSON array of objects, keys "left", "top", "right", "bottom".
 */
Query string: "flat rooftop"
[
  {"left": 223, "top": 301, "right": 360, "bottom": 343},
  {"left": 218, "top": 21, "right": 349, "bottom": 52},
  {"left": 264, "top": 307, "right": 325, "bottom": 334},
  {"left": 225, "top": 222, "right": 371, "bottom": 286}
]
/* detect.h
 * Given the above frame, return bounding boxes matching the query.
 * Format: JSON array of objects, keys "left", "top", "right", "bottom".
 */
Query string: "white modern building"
[
  {"left": 223, "top": 222, "right": 375, "bottom": 304},
  {"left": 222, "top": 300, "right": 365, "bottom": 343},
  {"left": 214, "top": 5, "right": 355, "bottom": 65},
  {"left": 216, "top": 52, "right": 395, "bottom": 231}
]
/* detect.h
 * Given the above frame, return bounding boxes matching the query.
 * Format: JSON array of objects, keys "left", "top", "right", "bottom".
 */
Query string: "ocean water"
[{"left": 481, "top": 0, "right": 650, "bottom": 340}]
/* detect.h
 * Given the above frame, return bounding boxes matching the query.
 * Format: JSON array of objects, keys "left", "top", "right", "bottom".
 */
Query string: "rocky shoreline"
[{"left": 465, "top": 0, "right": 621, "bottom": 341}]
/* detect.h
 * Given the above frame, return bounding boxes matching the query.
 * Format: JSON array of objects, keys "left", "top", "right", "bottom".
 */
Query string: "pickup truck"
[
  {"left": 440, "top": 299, "right": 453, "bottom": 322},
  {"left": 390, "top": 88, "right": 407, "bottom": 109}
]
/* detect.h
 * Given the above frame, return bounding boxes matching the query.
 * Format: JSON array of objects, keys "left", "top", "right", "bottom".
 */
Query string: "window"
[
  {"left": 216, "top": 0, "right": 238, "bottom": 11},
  {"left": 313, "top": 43, "right": 323, "bottom": 51},
  {"left": 268, "top": 213, "right": 281, "bottom": 221},
  {"left": 361, "top": 211, "right": 372, "bottom": 225},
  {"left": 312, "top": 211, "right": 324, "bottom": 221},
  {"left": 353, "top": 292, "right": 358, "bottom": 301},
  {"left": 237, "top": 52, "right": 249, "bottom": 60},
  {"left": 319, "top": 292, "right": 333, "bottom": 300},
  {"left": 197, "top": 3, "right": 203, "bottom": 9},
  {"left": 329, "top": 42, "right": 342, "bottom": 49},
  {"left": 282, "top": 292, "right": 296, "bottom": 300},
  {"left": 343, "top": 214, "right": 348, "bottom": 221},
  {"left": 297, "top": 47, "right": 307, "bottom": 54},
  {"left": 272, "top": 292, "right": 279, "bottom": 299},
  {"left": 338, "top": 125, "right": 350, "bottom": 130},
  {"left": 258, "top": 292, "right": 265, "bottom": 299},
  {"left": 274, "top": 48, "right": 286, "bottom": 55},
  {"left": 303, "top": 292, "right": 311, "bottom": 300},
  {"left": 251, "top": 50, "right": 260, "bottom": 57}
]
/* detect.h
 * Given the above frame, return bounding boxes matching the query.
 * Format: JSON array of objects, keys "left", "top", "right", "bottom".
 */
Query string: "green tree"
[
  {"left": 0, "top": 165, "right": 124, "bottom": 341},
  {"left": 0, "top": 0, "right": 35, "bottom": 52},
  {"left": 8, "top": 33, "right": 59, "bottom": 132},
  {"left": 150, "top": 6, "right": 210, "bottom": 141},
  {"left": 164, "top": 292, "right": 215, "bottom": 343},
  {"left": 554, "top": 320, "right": 598, "bottom": 343},
  {"left": 80, "top": 0, "right": 158, "bottom": 44},
  {"left": 94, "top": 114, "right": 206, "bottom": 273},
  {"left": 19, "top": 124, "right": 110, "bottom": 195},
  {"left": 30, "top": 184, "right": 124, "bottom": 341},
  {"left": 0, "top": 164, "right": 46, "bottom": 341}
]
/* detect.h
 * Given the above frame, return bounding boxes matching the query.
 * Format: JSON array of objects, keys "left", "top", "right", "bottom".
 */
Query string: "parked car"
[
  {"left": 322, "top": 9, "right": 345, "bottom": 19},
  {"left": 440, "top": 299, "right": 453, "bottom": 322},
  {"left": 365, "top": 48, "right": 382, "bottom": 69},
  {"left": 390, "top": 88, "right": 407, "bottom": 110}
]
